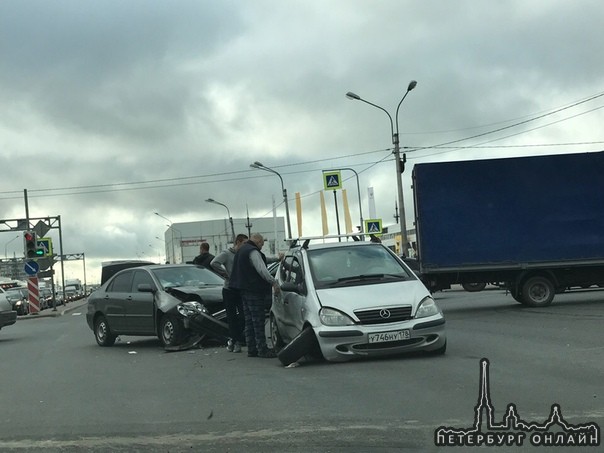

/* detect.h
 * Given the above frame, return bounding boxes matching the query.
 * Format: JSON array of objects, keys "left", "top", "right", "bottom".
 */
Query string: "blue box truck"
[{"left": 412, "top": 151, "right": 604, "bottom": 306}]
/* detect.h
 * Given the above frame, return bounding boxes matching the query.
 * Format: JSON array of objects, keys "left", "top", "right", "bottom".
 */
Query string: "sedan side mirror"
[{"left": 137, "top": 283, "right": 156, "bottom": 293}]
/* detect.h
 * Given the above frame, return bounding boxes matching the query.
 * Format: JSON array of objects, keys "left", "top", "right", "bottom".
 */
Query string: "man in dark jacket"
[
  {"left": 192, "top": 242, "right": 214, "bottom": 268},
  {"left": 230, "top": 233, "right": 280, "bottom": 358}
]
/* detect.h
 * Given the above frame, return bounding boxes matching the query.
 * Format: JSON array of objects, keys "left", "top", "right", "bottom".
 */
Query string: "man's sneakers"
[{"left": 227, "top": 339, "right": 243, "bottom": 353}]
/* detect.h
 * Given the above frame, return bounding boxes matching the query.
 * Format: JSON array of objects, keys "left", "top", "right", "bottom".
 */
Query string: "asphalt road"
[{"left": 0, "top": 288, "right": 602, "bottom": 452}]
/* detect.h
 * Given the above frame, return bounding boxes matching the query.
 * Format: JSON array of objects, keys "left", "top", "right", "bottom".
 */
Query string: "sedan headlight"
[
  {"left": 176, "top": 301, "right": 205, "bottom": 317},
  {"left": 319, "top": 307, "right": 355, "bottom": 326},
  {"left": 415, "top": 296, "right": 441, "bottom": 318}
]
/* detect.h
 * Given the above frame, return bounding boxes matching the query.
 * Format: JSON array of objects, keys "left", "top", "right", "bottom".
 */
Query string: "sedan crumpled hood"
[
  {"left": 155, "top": 285, "right": 223, "bottom": 312},
  {"left": 315, "top": 280, "right": 431, "bottom": 316}
]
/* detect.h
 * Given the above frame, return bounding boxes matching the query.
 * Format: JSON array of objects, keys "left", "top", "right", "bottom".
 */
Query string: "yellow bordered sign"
[
  {"left": 364, "top": 219, "right": 382, "bottom": 235},
  {"left": 37, "top": 237, "right": 53, "bottom": 257},
  {"left": 323, "top": 170, "right": 342, "bottom": 190}
]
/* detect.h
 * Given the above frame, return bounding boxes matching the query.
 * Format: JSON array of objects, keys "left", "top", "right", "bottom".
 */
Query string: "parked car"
[
  {"left": 271, "top": 239, "right": 447, "bottom": 365},
  {"left": 86, "top": 264, "right": 228, "bottom": 348},
  {"left": 0, "top": 289, "right": 18, "bottom": 331}
]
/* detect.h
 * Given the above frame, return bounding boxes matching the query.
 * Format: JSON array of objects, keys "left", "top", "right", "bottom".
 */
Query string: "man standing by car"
[
  {"left": 210, "top": 233, "right": 248, "bottom": 353},
  {"left": 193, "top": 242, "right": 214, "bottom": 268},
  {"left": 230, "top": 233, "right": 280, "bottom": 358}
]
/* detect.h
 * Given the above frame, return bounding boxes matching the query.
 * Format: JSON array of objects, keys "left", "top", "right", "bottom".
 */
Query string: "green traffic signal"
[{"left": 35, "top": 248, "right": 45, "bottom": 257}]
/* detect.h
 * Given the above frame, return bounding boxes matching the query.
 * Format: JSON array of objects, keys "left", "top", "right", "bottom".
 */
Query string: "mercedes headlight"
[
  {"left": 177, "top": 301, "right": 205, "bottom": 317},
  {"left": 415, "top": 296, "right": 441, "bottom": 318},
  {"left": 319, "top": 307, "right": 355, "bottom": 326}
]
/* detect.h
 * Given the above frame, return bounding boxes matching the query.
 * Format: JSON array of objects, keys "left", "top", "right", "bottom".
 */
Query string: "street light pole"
[
  {"left": 4, "top": 234, "right": 20, "bottom": 259},
  {"left": 205, "top": 198, "right": 236, "bottom": 244},
  {"left": 154, "top": 212, "right": 177, "bottom": 263},
  {"left": 250, "top": 161, "right": 292, "bottom": 240},
  {"left": 346, "top": 80, "right": 417, "bottom": 255}
]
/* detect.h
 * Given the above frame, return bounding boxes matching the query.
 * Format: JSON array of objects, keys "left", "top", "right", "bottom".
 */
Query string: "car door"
[
  {"left": 279, "top": 255, "right": 307, "bottom": 340},
  {"left": 124, "top": 269, "right": 157, "bottom": 334},
  {"left": 102, "top": 271, "right": 134, "bottom": 332}
]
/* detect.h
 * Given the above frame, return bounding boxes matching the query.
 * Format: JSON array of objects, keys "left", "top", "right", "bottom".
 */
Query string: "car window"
[
  {"left": 308, "top": 244, "right": 413, "bottom": 288},
  {"left": 281, "top": 257, "right": 302, "bottom": 284},
  {"left": 107, "top": 271, "right": 134, "bottom": 293},
  {"left": 132, "top": 270, "right": 155, "bottom": 291},
  {"left": 151, "top": 265, "right": 224, "bottom": 289}
]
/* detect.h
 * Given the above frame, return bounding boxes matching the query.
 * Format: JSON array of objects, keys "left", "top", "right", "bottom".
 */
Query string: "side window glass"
[
  {"left": 281, "top": 257, "right": 293, "bottom": 281},
  {"left": 288, "top": 258, "right": 302, "bottom": 284},
  {"left": 132, "top": 270, "right": 154, "bottom": 292},
  {"left": 108, "top": 271, "right": 134, "bottom": 293}
]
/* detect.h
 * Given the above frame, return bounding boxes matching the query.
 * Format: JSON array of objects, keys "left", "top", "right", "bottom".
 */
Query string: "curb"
[{"left": 16, "top": 300, "right": 88, "bottom": 320}]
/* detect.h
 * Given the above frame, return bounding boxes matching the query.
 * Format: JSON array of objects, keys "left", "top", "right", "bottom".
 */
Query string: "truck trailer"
[{"left": 412, "top": 151, "right": 604, "bottom": 306}]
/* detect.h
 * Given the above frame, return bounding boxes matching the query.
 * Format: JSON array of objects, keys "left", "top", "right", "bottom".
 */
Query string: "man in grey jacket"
[{"left": 210, "top": 234, "right": 248, "bottom": 353}]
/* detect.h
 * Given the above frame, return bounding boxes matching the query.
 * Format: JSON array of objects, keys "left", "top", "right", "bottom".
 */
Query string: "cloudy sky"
[{"left": 1, "top": 0, "right": 603, "bottom": 283}]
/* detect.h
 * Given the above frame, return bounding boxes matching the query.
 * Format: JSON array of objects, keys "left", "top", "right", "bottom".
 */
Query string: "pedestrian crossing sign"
[
  {"left": 364, "top": 219, "right": 382, "bottom": 235},
  {"left": 323, "top": 170, "right": 342, "bottom": 190}
]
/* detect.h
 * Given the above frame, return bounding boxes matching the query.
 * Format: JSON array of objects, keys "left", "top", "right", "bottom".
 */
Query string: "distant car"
[
  {"left": 86, "top": 264, "right": 228, "bottom": 348},
  {"left": 0, "top": 288, "right": 18, "bottom": 331},
  {"left": 271, "top": 239, "right": 446, "bottom": 365},
  {"left": 4, "top": 287, "right": 30, "bottom": 315}
]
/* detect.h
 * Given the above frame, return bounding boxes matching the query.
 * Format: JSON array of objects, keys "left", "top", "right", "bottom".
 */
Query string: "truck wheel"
[
  {"left": 95, "top": 315, "right": 117, "bottom": 347},
  {"left": 462, "top": 282, "right": 487, "bottom": 292},
  {"left": 277, "top": 326, "right": 319, "bottom": 366},
  {"left": 522, "top": 276, "right": 555, "bottom": 307}
]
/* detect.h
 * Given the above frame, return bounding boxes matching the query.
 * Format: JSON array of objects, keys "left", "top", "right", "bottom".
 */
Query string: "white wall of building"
[{"left": 162, "top": 217, "right": 287, "bottom": 264}]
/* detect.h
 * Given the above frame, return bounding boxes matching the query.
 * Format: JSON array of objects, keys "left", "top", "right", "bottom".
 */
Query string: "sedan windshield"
[
  {"left": 151, "top": 266, "right": 224, "bottom": 290},
  {"left": 307, "top": 245, "right": 414, "bottom": 289}
]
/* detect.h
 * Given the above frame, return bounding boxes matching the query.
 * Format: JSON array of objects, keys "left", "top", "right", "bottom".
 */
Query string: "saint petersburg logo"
[{"left": 434, "top": 358, "right": 600, "bottom": 448}]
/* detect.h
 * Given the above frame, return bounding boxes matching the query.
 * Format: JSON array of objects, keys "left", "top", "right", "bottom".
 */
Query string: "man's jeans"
[{"left": 241, "top": 290, "right": 271, "bottom": 354}]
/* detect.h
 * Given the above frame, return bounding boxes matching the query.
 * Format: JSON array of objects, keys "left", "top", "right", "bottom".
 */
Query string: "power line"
[{"left": 2, "top": 91, "right": 603, "bottom": 200}]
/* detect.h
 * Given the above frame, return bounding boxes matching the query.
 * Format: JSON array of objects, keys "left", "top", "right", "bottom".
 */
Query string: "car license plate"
[{"left": 368, "top": 329, "right": 410, "bottom": 343}]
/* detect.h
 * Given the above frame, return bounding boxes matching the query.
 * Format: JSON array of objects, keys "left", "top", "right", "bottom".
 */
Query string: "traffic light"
[
  {"left": 24, "top": 231, "right": 40, "bottom": 258},
  {"left": 399, "top": 153, "right": 407, "bottom": 173}
]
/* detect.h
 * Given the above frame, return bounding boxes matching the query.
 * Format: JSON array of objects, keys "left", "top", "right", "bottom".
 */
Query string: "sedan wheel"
[
  {"left": 159, "top": 315, "right": 185, "bottom": 347},
  {"left": 94, "top": 315, "right": 116, "bottom": 347}
]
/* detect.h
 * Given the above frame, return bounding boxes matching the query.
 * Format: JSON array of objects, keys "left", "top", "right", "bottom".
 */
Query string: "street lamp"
[
  {"left": 4, "top": 234, "right": 20, "bottom": 259},
  {"left": 346, "top": 80, "right": 417, "bottom": 255},
  {"left": 250, "top": 161, "right": 292, "bottom": 240},
  {"left": 206, "top": 198, "right": 236, "bottom": 244}
]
